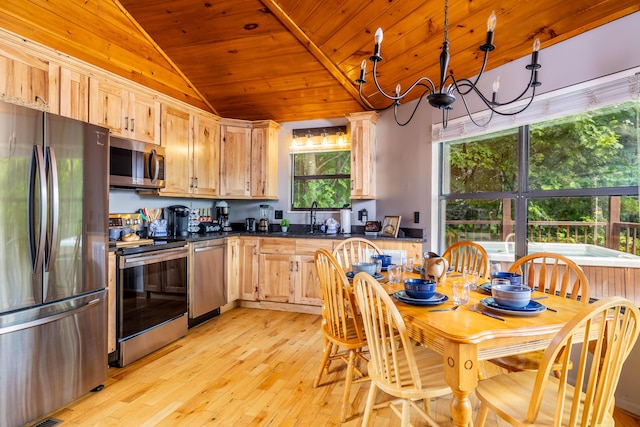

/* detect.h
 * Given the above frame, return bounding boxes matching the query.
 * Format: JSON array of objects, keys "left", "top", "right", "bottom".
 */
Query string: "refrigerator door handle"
[
  {"left": 29, "top": 144, "right": 47, "bottom": 273},
  {"left": 45, "top": 146, "right": 59, "bottom": 271},
  {"left": 0, "top": 298, "right": 100, "bottom": 335}
]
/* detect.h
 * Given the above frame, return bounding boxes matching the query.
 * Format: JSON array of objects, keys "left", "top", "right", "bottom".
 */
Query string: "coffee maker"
[
  {"left": 165, "top": 205, "right": 190, "bottom": 237},
  {"left": 215, "top": 200, "right": 232, "bottom": 232}
]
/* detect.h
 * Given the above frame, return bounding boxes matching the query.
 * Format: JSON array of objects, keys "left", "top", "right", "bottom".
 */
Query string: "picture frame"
[{"left": 381, "top": 215, "right": 401, "bottom": 238}]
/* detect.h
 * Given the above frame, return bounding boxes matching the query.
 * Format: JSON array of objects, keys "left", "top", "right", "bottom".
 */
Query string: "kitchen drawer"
[
  {"left": 260, "top": 237, "right": 295, "bottom": 254},
  {"left": 295, "top": 238, "right": 335, "bottom": 256}
]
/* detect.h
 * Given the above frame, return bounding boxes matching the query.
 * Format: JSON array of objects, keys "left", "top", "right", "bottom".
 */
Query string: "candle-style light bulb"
[
  {"left": 531, "top": 38, "right": 541, "bottom": 66},
  {"left": 487, "top": 11, "right": 497, "bottom": 31},
  {"left": 395, "top": 84, "right": 401, "bottom": 97},
  {"left": 373, "top": 28, "right": 384, "bottom": 58},
  {"left": 482, "top": 11, "right": 497, "bottom": 49},
  {"left": 492, "top": 76, "right": 500, "bottom": 104},
  {"left": 374, "top": 28, "right": 384, "bottom": 45},
  {"left": 358, "top": 59, "right": 367, "bottom": 82}
]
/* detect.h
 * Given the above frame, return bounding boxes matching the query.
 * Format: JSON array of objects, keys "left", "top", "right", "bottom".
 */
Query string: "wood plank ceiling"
[{"left": 0, "top": 0, "right": 639, "bottom": 123}]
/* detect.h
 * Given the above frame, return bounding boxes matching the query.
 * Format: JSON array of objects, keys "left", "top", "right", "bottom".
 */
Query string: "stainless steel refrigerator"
[{"left": 0, "top": 101, "right": 109, "bottom": 427}]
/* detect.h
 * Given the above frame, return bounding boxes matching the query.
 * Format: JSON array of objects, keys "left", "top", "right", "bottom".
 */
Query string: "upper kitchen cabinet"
[
  {"left": 220, "top": 119, "right": 252, "bottom": 198},
  {"left": 160, "top": 104, "right": 192, "bottom": 195},
  {"left": 0, "top": 44, "right": 48, "bottom": 109},
  {"left": 89, "top": 77, "right": 160, "bottom": 144},
  {"left": 49, "top": 65, "right": 89, "bottom": 122},
  {"left": 251, "top": 120, "right": 281, "bottom": 199},
  {"left": 159, "top": 106, "right": 221, "bottom": 198},
  {"left": 346, "top": 112, "right": 378, "bottom": 199},
  {"left": 191, "top": 112, "right": 221, "bottom": 197}
]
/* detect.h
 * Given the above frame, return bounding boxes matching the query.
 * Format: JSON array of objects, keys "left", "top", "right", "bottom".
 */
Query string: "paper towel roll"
[{"left": 340, "top": 208, "right": 351, "bottom": 234}]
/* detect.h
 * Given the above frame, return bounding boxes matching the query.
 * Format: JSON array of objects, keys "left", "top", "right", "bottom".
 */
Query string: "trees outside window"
[
  {"left": 292, "top": 151, "right": 351, "bottom": 210},
  {"left": 441, "top": 101, "right": 639, "bottom": 255}
]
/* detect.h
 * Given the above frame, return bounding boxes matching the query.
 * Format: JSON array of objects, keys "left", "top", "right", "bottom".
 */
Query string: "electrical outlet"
[
  {"left": 414, "top": 211, "right": 419, "bottom": 223},
  {"left": 274, "top": 210, "right": 283, "bottom": 219}
]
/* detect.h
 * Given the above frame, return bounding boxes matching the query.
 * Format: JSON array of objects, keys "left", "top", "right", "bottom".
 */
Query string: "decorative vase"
[{"left": 281, "top": 226, "right": 288, "bottom": 233}]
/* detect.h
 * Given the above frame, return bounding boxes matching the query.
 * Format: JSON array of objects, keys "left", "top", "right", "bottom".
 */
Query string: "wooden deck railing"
[{"left": 445, "top": 220, "right": 640, "bottom": 256}]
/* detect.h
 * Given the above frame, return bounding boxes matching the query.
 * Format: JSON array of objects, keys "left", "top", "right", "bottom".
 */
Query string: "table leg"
[{"left": 443, "top": 341, "right": 478, "bottom": 427}]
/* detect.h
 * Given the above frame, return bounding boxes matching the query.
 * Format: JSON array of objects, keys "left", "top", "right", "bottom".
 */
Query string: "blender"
[
  {"left": 258, "top": 204, "right": 273, "bottom": 232},
  {"left": 215, "top": 200, "right": 232, "bottom": 232}
]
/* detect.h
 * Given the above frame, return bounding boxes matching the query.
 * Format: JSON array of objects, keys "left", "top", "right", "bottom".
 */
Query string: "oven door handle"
[{"left": 119, "top": 247, "right": 187, "bottom": 268}]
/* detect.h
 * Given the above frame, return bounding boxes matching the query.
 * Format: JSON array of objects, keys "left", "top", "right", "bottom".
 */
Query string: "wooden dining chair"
[
  {"left": 332, "top": 237, "right": 383, "bottom": 271},
  {"left": 352, "top": 271, "right": 451, "bottom": 427},
  {"left": 489, "top": 252, "right": 591, "bottom": 373},
  {"left": 442, "top": 240, "right": 490, "bottom": 279},
  {"left": 313, "top": 248, "right": 368, "bottom": 422},
  {"left": 475, "top": 296, "right": 640, "bottom": 427}
]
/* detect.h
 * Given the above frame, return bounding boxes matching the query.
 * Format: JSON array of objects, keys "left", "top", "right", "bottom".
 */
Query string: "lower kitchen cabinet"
[
  {"left": 239, "top": 237, "right": 260, "bottom": 301},
  {"left": 238, "top": 236, "right": 423, "bottom": 310},
  {"left": 259, "top": 253, "right": 295, "bottom": 303},
  {"left": 257, "top": 238, "right": 334, "bottom": 307},
  {"left": 189, "top": 239, "right": 227, "bottom": 327},
  {"left": 293, "top": 239, "right": 335, "bottom": 306},
  {"left": 226, "top": 237, "right": 240, "bottom": 303}
]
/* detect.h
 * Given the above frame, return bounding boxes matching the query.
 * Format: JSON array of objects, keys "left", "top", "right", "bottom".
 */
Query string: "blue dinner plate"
[
  {"left": 480, "top": 297, "right": 546, "bottom": 316},
  {"left": 393, "top": 291, "right": 449, "bottom": 306},
  {"left": 478, "top": 282, "right": 492, "bottom": 294},
  {"left": 346, "top": 271, "right": 384, "bottom": 281}
]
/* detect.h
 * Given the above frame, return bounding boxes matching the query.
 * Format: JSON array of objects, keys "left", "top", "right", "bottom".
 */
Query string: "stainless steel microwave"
[{"left": 109, "top": 137, "right": 166, "bottom": 189}]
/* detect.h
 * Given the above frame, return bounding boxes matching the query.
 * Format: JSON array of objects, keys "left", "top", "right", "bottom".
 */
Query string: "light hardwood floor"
[{"left": 38, "top": 307, "right": 637, "bottom": 426}]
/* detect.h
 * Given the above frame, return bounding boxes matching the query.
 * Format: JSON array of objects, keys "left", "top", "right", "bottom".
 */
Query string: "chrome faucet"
[{"left": 309, "top": 201, "right": 318, "bottom": 233}]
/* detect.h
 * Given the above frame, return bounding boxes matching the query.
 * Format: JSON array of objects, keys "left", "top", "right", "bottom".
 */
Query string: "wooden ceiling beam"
[
  {"left": 112, "top": 0, "right": 219, "bottom": 115},
  {"left": 260, "top": 0, "right": 366, "bottom": 111}
]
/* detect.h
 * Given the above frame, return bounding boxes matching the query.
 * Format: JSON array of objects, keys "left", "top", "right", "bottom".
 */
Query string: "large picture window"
[
  {"left": 440, "top": 99, "right": 640, "bottom": 304},
  {"left": 291, "top": 151, "right": 351, "bottom": 210}
]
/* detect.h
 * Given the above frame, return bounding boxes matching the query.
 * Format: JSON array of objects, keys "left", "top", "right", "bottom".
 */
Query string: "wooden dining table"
[{"left": 381, "top": 270, "right": 587, "bottom": 427}]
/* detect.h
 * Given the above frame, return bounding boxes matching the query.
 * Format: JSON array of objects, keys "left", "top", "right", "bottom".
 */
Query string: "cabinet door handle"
[
  {"left": 131, "top": 118, "right": 135, "bottom": 132},
  {"left": 350, "top": 179, "right": 354, "bottom": 190},
  {"left": 190, "top": 177, "right": 194, "bottom": 188},
  {"left": 289, "top": 261, "right": 293, "bottom": 272},
  {"left": 124, "top": 116, "right": 129, "bottom": 131},
  {"left": 194, "top": 177, "right": 198, "bottom": 188},
  {"left": 296, "top": 261, "right": 299, "bottom": 272},
  {"left": 246, "top": 181, "right": 250, "bottom": 192}
]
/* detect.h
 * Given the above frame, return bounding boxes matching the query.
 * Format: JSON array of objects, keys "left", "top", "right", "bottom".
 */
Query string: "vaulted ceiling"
[{"left": 1, "top": 0, "right": 638, "bottom": 123}]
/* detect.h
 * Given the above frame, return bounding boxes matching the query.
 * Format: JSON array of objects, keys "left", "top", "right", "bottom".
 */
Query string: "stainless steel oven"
[{"left": 113, "top": 241, "right": 188, "bottom": 367}]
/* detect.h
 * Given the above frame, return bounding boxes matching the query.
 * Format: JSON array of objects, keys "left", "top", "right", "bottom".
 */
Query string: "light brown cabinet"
[
  {"left": 239, "top": 237, "right": 260, "bottom": 301},
  {"left": 220, "top": 120, "right": 252, "bottom": 197},
  {"left": 48, "top": 64, "right": 89, "bottom": 121},
  {"left": 226, "top": 237, "right": 240, "bottom": 303},
  {"left": 89, "top": 77, "right": 160, "bottom": 144},
  {"left": 346, "top": 111, "right": 378, "bottom": 199},
  {"left": 0, "top": 44, "right": 48, "bottom": 108},
  {"left": 251, "top": 120, "right": 281, "bottom": 199},
  {"left": 160, "top": 104, "right": 192, "bottom": 194},
  {"left": 160, "top": 106, "right": 222, "bottom": 198},
  {"left": 191, "top": 113, "right": 221, "bottom": 196},
  {"left": 255, "top": 237, "right": 334, "bottom": 307},
  {"left": 219, "top": 118, "right": 280, "bottom": 199}
]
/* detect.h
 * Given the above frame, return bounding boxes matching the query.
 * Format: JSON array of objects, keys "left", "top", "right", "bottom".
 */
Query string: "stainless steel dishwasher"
[{"left": 189, "top": 239, "right": 227, "bottom": 327}]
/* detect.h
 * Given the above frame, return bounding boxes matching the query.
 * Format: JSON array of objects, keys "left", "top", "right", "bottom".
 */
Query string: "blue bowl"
[
  {"left": 491, "top": 271, "right": 522, "bottom": 286},
  {"left": 372, "top": 254, "right": 392, "bottom": 267},
  {"left": 404, "top": 279, "right": 437, "bottom": 299}
]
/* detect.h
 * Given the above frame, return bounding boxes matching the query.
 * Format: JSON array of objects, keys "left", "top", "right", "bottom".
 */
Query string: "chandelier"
[{"left": 355, "top": 0, "right": 542, "bottom": 127}]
